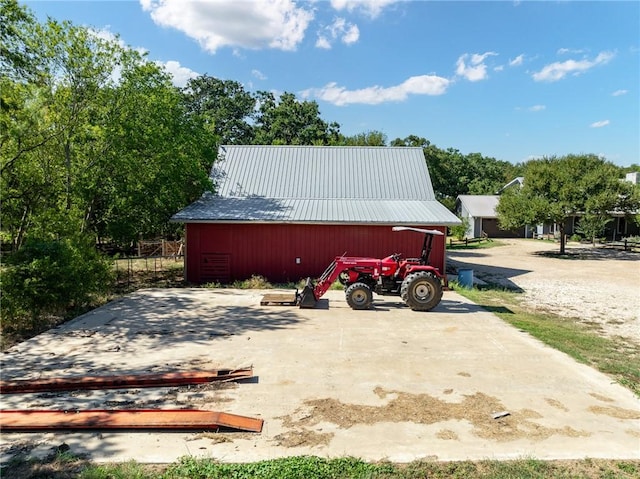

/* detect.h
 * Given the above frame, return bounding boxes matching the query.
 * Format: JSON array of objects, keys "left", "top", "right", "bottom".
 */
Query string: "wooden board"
[{"left": 260, "top": 293, "right": 298, "bottom": 306}]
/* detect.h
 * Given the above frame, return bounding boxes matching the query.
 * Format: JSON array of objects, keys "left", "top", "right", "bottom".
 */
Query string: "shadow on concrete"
[
  {"left": 447, "top": 259, "right": 528, "bottom": 292},
  {"left": 533, "top": 247, "right": 640, "bottom": 261},
  {"left": 1, "top": 290, "right": 305, "bottom": 381},
  {"left": 447, "top": 250, "right": 490, "bottom": 259}
]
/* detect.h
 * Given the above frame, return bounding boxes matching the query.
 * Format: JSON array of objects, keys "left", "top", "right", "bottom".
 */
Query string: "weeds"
[{"left": 5, "top": 456, "right": 639, "bottom": 479}]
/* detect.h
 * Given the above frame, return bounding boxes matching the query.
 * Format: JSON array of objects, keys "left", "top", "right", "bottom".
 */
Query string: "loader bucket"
[{"left": 297, "top": 277, "right": 318, "bottom": 308}]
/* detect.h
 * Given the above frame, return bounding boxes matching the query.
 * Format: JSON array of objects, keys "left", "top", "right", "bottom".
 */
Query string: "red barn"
[{"left": 172, "top": 146, "right": 460, "bottom": 284}]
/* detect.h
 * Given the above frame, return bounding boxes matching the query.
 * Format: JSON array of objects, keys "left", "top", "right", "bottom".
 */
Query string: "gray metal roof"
[
  {"left": 456, "top": 195, "right": 500, "bottom": 218},
  {"left": 173, "top": 145, "right": 460, "bottom": 225}
]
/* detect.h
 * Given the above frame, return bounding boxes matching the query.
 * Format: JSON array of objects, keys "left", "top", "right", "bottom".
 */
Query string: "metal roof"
[
  {"left": 456, "top": 195, "right": 500, "bottom": 218},
  {"left": 173, "top": 145, "right": 460, "bottom": 225}
]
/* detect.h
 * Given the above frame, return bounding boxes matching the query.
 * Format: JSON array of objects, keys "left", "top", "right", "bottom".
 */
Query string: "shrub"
[
  {"left": 450, "top": 216, "right": 470, "bottom": 241},
  {"left": 232, "top": 274, "right": 272, "bottom": 289},
  {"left": 1, "top": 237, "right": 113, "bottom": 330},
  {"left": 569, "top": 234, "right": 582, "bottom": 242}
]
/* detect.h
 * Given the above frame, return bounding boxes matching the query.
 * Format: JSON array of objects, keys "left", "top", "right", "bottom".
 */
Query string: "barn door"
[{"left": 200, "top": 253, "right": 230, "bottom": 283}]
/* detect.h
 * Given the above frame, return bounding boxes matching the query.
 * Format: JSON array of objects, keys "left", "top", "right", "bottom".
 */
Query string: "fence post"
[{"left": 625, "top": 239, "right": 628, "bottom": 251}]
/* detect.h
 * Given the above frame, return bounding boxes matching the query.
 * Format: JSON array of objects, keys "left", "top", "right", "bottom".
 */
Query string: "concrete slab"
[{"left": 1, "top": 288, "right": 639, "bottom": 464}]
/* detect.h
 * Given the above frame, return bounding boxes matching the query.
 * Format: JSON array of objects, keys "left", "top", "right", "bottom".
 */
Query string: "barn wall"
[{"left": 185, "top": 223, "right": 447, "bottom": 284}]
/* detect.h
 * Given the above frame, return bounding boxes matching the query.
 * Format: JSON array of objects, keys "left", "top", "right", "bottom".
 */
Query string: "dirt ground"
[{"left": 447, "top": 239, "right": 640, "bottom": 344}]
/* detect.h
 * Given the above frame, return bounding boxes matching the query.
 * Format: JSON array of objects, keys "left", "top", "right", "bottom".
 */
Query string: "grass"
[
  {"left": 4, "top": 455, "right": 640, "bottom": 479},
  {"left": 447, "top": 238, "right": 506, "bottom": 250},
  {"left": 452, "top": 282, "right": 640, "bottom": 397}
]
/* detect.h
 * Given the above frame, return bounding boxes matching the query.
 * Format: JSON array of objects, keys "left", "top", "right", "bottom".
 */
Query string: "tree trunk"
[
  {"left": 65, "top": 140, "right": 72, "bottom": 210},
  {"left": 559, "top": 222, "right": 566, "bottom": 254},
  {"left": 15, "top": 205, "right": 30, "bottom": 251}
]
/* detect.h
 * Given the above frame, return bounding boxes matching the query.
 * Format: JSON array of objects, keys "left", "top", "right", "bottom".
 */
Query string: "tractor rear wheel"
[
  {"left": 400, "top": 272, "right": 442, "bottom": 311},
  {"left": 345, "top": 282, "right": 373, "bottom": 310}
]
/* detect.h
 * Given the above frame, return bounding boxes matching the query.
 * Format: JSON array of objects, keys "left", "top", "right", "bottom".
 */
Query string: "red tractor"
[{"left": 297, "top": 226, "right": 445, "bottom": 311}]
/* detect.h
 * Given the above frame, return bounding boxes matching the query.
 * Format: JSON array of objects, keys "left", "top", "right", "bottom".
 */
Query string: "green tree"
[
  {"left": 497, "top": 154, "right": 637, "bottom": 254},
  {"left": 1, "top": 237, "right": 113, "bottom": 330},
  {"left": 575, "top": 213, "right": 612, "bottom": 245},
  {"left": 254, "top": 91, "right": 340, "bottom": 145},
  {"left": 0, "top": 0, "right": 40, "bottom": 81},
  {"left": 390, "top": 135, "right": 429, "bottom": 148},
  {"left": 183, "top": 75, "right": 255, "bottom": 145},
  {"left": 338, "top": 130, "right": 387, "bottom": 146},
  {"left": 92, "top": 62, "right": 214, "bottom": 244},
  {"left": 1, "top": 14, "right": 131, "bottom": 248},
  {"left": 450, "top": 216, "right": 470, "bottom": 241},
  {"left": 1, "top": 7, "right": 213, "bottom": 249}
]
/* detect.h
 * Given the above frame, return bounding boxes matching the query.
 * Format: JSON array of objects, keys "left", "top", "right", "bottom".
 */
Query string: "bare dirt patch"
[
  {"left": 448, "top": 239, "right": 640, "bottom": 343},
  {"left": 588, "top": 405, "right": 640, "bottom": 420},
  {"left": 278, "top": 387, "right": 590, "bottom": 446}
]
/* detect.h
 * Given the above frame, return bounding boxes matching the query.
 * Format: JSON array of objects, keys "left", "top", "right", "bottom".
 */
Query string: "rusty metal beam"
[
  {"left": 0, "top": 409, "right": 263, "bottom": 433},
  {"left": 0, "top": 368, "right": 254, "bottom": 394}
]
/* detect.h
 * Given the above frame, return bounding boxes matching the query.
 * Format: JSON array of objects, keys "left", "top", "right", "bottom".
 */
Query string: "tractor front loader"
[{"left": 297, "top": 226, "right": 445, "bottom": 311}]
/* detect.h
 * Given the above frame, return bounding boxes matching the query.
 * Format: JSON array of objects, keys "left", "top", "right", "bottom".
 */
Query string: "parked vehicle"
[{"left": 298, "top": 226, "right": 444, "bottom": 311}]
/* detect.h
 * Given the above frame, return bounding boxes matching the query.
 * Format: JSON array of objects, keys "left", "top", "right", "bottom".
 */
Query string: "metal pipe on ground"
[
  {"left": 0, "top": 409, "right": 264, "bottom": 433},
  {"left": 0, "top": 368, "right": 255, "bottom": 394}
]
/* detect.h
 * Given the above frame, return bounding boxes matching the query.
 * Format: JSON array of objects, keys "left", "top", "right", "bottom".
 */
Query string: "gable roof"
[
  {"left": 456, "top": 195, "right": 500, "bottom": 218},
  {"left": 497, "top": 176, "right": 524, "bottom": 193},
  {"left": 172, "top": 145, "right": 460, "bottom": 225}
]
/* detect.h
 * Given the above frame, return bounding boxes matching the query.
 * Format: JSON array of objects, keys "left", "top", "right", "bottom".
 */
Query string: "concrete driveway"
[{"left": 1, "top": 288, "right": 639, "bottom": 463}]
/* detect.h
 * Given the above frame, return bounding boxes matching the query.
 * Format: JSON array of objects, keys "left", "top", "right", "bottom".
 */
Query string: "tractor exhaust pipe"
[{"left": 297, "top": 277, "right": 318, "bottom": 308}]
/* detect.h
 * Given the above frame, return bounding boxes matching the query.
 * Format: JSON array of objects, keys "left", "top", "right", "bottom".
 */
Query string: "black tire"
[
  {"left": 400, "top": 271, "right": 443, "bottom": 311},
  {"left": 345, "top": 282, "right": 373, "bottom": 310}
]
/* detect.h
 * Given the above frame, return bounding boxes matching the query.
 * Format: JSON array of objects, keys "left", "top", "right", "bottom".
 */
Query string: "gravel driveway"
[{"left": 447, "top": 239, "right": 640, "bottom": 344}]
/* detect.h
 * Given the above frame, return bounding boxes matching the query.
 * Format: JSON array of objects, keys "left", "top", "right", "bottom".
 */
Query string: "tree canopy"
[
  {"left": 1, "top": 0, "right": 213, "bottom": 249},
  {"left": 496, "top": 154, "right": 639, "bottom": 253}
]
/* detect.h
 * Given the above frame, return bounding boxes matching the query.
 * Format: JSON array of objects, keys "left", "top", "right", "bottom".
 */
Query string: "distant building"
[{"left": 455, "top": 195, "right": 527, "bottom": 239}]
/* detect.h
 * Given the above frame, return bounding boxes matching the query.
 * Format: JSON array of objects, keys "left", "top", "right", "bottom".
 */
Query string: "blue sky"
[{"left": 24, "top": 1, "right": 639, "bottom": 167}]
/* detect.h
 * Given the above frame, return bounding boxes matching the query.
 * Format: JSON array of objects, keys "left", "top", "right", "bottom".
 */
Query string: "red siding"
[{"left": 185, "top": 223, "right": 447, "bottom": 284}]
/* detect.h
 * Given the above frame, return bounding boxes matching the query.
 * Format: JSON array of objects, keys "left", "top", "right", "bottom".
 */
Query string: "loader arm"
[{"left": 297, "top": 256, "right": 345, "bottom": 308}]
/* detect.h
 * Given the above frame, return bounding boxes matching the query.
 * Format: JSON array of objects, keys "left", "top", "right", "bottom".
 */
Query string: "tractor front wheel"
[
  {"left": 345, "top": 282, "right": 373, "bottom": 310},
  {"left": 400, "top": 272, "right": 443, "bottom": 311}
]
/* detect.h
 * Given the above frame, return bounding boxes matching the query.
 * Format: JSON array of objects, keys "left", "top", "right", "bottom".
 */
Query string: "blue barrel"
[{"left": 457, "top": 269, "right": 474, "bottom": 288}]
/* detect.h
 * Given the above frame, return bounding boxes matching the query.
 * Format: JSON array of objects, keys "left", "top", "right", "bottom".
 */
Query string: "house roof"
[
  {"left": 497, "top": 176, "right": 524, "bottom": 193},
  {"left": 172, "top": 145, "right": 460, "bottom": 225},
  {"left": 456, "top": 195, "right": 500, "bottom": 218}
]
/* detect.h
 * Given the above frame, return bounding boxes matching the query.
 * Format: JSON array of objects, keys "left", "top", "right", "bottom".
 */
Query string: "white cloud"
[
  {"left": 528, "top": 105, "right": 546, "bottom": 112},
  {"left": 330, "top": 0, "right": 399, "bottom": 18},
  {"left": 509, "top": 54, "right": 524, "bottom": 67},
  {"left": 252, "top": 69, "right": 267, "bottom": 80},
  {"left": 455, "top": 52, "right": 498, "bottom": 81},
  {"left": 316, "top": 17, "right": 360, "bottom": 49},
  {"left": 590, "top": 120, "right": 610, "bottom": 128},
  {"left": 532, "top": 51, "right": 614, "bottom": 82},
  {"left": 301, "top": 74, "right": 450, "bottom": 106},
  {"left": 140, "top": 0, "right": 313, "bottom": 53},
  {"left": 316, "top": 36, "right": 332, "bottom": 49},
  {"left": 89, "top": 27, "right": 124, "bottom": 47},
  {"left": 612, "top": 89, "right": 628, "bottom": 96},
  {"left": 557, "top": 47, "right": 585, "bottom": 55},
  {"left": 159, "top": 60, "right": 200, "bottom": 87}
]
